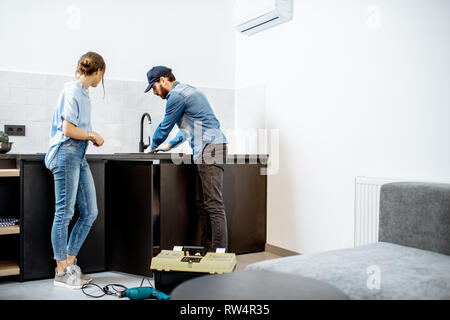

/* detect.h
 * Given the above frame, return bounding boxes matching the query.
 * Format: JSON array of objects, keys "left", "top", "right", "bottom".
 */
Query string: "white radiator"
[{"left": 354, "top": 176, "right": 399, "bottom": 247}]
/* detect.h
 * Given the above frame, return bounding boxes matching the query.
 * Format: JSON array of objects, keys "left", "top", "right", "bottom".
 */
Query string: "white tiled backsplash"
[{"left": 0, "top": 70, "right": 237, "bottom": 155}]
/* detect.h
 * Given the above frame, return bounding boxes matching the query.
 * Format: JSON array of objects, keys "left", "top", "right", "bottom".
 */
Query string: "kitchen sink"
[
  {"left": 114, "top": 153, "right": 150, "bottom": 155},
  {"left": 113, "top": 152, "right": 171, "bottom": 156},
  {"left": 113, "top": 152, "right": 191, "bottom": 161}
]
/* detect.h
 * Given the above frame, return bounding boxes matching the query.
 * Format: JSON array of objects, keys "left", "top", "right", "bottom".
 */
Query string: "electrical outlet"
[{"left": 4, "top": 125, "right": 26, "bottom": 136}]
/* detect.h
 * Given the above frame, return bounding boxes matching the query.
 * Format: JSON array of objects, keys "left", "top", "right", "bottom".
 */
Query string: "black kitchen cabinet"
[
  {"left": 105, "top": 161, "right": 153, "bottom": 277},
  {"left": 157, "top": 163, "right": 267, "bottom": 254},
  {"left": 158, "top": 163, "right": 200, "bottom": 250},
  {"left": 20, "top": 159, "right": 105, "bottom": 281},
  {"left": 0, "top": 173, "right": 21, "bottom": 279},
  {"left": 223, "top": 164, "right": 267, "bottom": 253},
  {"left": 1, "top": 153, "right": 267, "bottom": 281}
]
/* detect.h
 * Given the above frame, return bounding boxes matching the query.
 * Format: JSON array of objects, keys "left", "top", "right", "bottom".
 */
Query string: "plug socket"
[{"left": 4, "top": 125, "right": 26, "bottom": 136}]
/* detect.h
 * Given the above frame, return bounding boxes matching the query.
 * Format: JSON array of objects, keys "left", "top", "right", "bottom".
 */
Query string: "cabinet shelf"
[
  {"left": 0, "top": 225, "right": 20, "bottom": 235},
  {"left": 0, "top": 261, "right": 20, "bottom": 277},
  {"left": 0, "top": 169, "right": 20, "bottom": 177}
]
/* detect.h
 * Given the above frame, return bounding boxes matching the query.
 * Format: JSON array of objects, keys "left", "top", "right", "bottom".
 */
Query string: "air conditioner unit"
[{"left": 234, "top": 0, "right": 293, "bottom": 36}]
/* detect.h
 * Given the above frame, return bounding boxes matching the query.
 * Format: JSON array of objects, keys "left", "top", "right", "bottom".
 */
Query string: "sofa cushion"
[
  {"left": 379, "top": 182, "right": 450, "bottom": 256},
  {"left": 245, "top": 242, "right": 450, "bottom": 300}
]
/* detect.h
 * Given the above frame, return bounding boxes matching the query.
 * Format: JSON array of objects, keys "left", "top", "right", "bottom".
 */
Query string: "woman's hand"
[
  {"left": 62, "top": 120, "right": 104, "bottom": 147},
  {"left": 92, "top": 131, "right": 104, "bottom": 147}
]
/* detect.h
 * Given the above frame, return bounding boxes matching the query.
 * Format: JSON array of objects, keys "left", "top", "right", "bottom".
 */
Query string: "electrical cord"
[
  {"left": 81, "top": 282, "right": 127, "bottom": 298},
  {"left": 81, "top": 277, "right": 160, "bottom": 300}
]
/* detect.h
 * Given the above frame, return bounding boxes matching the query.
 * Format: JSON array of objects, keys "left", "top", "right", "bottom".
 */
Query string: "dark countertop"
[{"left": 0, "top": 152, "right": 269, "bottom": 165}]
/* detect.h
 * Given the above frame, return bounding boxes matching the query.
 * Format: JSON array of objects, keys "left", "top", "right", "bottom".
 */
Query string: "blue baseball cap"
[{"left": 144, "top": 66, "right": 172, "bottom": 93}]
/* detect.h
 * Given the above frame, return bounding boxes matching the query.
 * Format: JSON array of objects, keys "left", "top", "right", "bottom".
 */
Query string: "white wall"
[
  {"left": 0, "top": 0, "right": 236, "bottom": 154},
  {"left": 235, "top": 0, "right": 450, "bottom": 254},
  {"left": 0, "top": 0, "right": 235, "bottom": 88},
  {"left": 0, "top": 70, "right": 235, "bottom": 154}
]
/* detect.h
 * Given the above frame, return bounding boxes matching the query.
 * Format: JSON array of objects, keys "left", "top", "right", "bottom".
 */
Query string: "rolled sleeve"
[
  {"left": 152, "top": 93, "right": 185, "bottom": 148},
  {"left": 169, "top": 130, "right": 185, "bottom": 147},
  {"left": 61, "top": 93, "right": 79, "bottom": 126}
]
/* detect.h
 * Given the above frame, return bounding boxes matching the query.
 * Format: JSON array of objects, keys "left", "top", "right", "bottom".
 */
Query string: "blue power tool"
[{"left": 118, "top": 286, "right": 170, "bottom": 300}]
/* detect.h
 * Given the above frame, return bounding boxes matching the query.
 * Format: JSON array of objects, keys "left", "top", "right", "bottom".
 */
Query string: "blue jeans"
[{"left": 48, "top": 139, "right": 98, "bottom": 261}]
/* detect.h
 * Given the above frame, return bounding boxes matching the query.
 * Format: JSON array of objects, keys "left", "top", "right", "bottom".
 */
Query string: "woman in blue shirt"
[{"left": 45, "top": 52, "right": 105, "bottom": 289}]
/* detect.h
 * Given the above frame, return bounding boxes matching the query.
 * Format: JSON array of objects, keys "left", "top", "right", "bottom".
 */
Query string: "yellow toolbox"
[{"left": 150, "top": 246, "right": 236, "bottom": 294}]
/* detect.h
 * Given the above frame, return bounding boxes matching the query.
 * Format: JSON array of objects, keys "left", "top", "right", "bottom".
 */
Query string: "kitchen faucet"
[{"left": 139, "top": 113, "right": 152, "bottom": 152}]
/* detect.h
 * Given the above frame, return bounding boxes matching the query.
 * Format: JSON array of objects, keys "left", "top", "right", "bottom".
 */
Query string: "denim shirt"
[
  {"left": 151, "top": 81, "right": 227, "bottom": 161},
  {"left": 44, "top": 81, "right": 92, "bottom": 168}
]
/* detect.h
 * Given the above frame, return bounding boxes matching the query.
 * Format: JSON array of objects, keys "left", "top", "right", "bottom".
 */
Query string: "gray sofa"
[{"left": 246, "top": 182, "right": 450, "bottom": 299}]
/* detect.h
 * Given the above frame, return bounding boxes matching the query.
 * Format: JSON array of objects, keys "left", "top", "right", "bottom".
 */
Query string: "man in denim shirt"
[{"left": 144, "top": 66, "right": 228, "bottom": 252}]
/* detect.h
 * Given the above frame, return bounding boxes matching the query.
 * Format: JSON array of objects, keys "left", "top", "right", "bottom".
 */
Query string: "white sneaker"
[{"left": 53, "top": 264, "right": 84, "bottom": 289}]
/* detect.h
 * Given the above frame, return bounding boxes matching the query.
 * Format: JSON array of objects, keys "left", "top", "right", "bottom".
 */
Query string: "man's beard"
[{"left": 159, "top": 88, "right": 169, "bottom": 99}]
